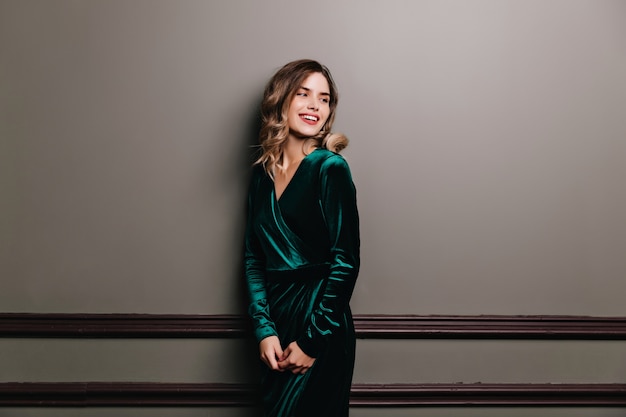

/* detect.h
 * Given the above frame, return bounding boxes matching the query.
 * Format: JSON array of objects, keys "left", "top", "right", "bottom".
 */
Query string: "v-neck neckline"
[{"left": 273, "top": 149, "right": 318, "bottom": 202}]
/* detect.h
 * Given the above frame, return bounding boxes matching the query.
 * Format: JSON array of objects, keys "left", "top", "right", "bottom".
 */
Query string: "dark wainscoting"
[
  {"left": 2, "top": 313, "right": 626, "bottom": 339},
  {"left": 1, "top": 382, "right": 625, "bottom": 406},
  {"left": 2, "top": 313, "right": 626, "bottom": 407}
]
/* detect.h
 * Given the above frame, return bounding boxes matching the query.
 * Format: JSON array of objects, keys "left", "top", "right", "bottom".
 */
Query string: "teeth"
[{"left": 302, "top": 115, "right": 318, "bottom": 121}]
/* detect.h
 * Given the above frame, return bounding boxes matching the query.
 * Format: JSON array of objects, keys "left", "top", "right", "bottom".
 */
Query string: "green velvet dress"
[{"left": 244, "top": 148, "right": 360, "bottom": 417}]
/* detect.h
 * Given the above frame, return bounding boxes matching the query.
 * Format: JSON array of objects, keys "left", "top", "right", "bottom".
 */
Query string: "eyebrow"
[{"left": 299, "top": 86, "right": 330, "bottom": 96}]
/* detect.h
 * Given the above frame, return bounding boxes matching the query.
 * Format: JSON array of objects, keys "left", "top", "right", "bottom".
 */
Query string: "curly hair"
[{"left": 255, "top": 59, "right": 348, "bottom": 176}]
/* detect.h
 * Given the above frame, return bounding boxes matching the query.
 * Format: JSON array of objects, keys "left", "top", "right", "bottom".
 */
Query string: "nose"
[{"left": 307, "top": 97, "right": 319, "bottom": 111}]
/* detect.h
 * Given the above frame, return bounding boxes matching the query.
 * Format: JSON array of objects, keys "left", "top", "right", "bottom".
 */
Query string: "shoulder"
[
  {"left": 250, "top": 162, "right": 267, "bottom": 178},
  {"left": 247, "top": 163, "right": 270, "bottom": 194},
  {"left": 308, "top": 149, "right": 351, "bottom": 171},
  {"left": 320, "top": 150, "right": 352, "bottom": 175},
  {"left": 250, "top": 163, "right": 272, "bottom": 181},
  {"left": 310, "top": 149, "right": 354, "bottom": 185}
]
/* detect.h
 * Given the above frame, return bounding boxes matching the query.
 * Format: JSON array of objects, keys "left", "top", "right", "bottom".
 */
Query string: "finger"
[
  {"left": 279, "top": 346, "right": 290, "bottom": 362},
  {"left": 291, "top": 366, "right": 309, "bottom": 375},
  {"left": 278, "top": 359, "right": 299, "bottom": 371},
  {"left": 268, "top": 356, "right": 279, "bottom": 370},
  {"left": 274, "top": 342, "right": 284, "bottom": 359},
  {"left": 263, "top": 350, "right": 281, "bottom": 371},
  {"left": 288, "top": 365, "right": 301, "bottom": 374}
]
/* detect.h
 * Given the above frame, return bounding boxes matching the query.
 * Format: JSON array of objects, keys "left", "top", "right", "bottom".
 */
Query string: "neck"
[{"left": 282, "top": 136, "right": 316, "bottom": 168}]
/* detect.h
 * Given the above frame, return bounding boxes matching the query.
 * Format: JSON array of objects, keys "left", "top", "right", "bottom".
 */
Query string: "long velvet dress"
[{"left": 244, "top": 148, "right": 360, "bottom": 417}]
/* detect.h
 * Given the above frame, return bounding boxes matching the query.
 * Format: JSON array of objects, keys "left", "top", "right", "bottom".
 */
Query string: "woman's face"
[{"left": 287, "top": 72, "right": 331, "bottom": 140}]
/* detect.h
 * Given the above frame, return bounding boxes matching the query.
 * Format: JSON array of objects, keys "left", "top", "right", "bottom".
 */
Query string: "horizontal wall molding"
[
  {"left": 1, "top": 313, "right": 626, "bottom": 339},
  {"left": 1, "top": 382, "right": 625, "bottom": 407}
]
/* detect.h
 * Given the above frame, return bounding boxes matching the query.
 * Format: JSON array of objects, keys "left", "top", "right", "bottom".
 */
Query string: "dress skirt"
[{"left": 261, "top": 264, "right": 355, "bottom": 417}]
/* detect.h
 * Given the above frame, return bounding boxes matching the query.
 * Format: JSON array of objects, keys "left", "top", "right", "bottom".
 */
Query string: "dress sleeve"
[
  {"left": 297, "top": 155, "right": 360, "bottom": 357},
  {"left": 244, "top": 169, "right": 278, "bottom": 343}
]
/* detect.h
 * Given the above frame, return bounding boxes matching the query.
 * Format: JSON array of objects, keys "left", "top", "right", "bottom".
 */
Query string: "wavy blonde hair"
[{"left": 255, "top": 59, "right": 348, "bottom": 176}]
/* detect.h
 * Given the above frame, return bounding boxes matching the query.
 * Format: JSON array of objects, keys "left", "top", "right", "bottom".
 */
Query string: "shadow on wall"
[{"left": 226, "top": 90, "right": 265, "bottom": 315}]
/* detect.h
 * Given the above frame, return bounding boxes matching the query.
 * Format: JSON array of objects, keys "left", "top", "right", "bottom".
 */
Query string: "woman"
[{"left": 244, "top": 59, "right": 360, "bottom": 417}]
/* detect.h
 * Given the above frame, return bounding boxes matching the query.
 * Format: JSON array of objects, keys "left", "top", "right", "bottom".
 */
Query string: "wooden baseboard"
[
  {"left": 2, "top": 313, "right": 626, "bottom": 339},
  {"left": 1, "top": 382, "right": 625, "bottom": 407}
]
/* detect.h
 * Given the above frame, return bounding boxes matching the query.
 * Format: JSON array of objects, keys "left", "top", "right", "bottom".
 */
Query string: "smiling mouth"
[{"left": 300, "top": 114, "right": 319, "bottom": 123}]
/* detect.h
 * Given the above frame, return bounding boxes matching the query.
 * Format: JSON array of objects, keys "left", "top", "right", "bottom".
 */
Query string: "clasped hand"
[{"left": 259, "top": 336, "right": 315, "bottom": 375}]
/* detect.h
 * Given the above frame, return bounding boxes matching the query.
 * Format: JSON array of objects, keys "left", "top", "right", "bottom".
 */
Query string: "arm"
[
  {"left": 296, "top": 155, "right": 360, "bottom": 358},
  {"left": 244, "top": 171, "right": 280, "bottom": 361}
]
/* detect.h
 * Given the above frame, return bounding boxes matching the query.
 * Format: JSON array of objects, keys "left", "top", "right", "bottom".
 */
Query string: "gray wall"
[{"left": 1, "top": 0, "right": 625, "bottom": 416}]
